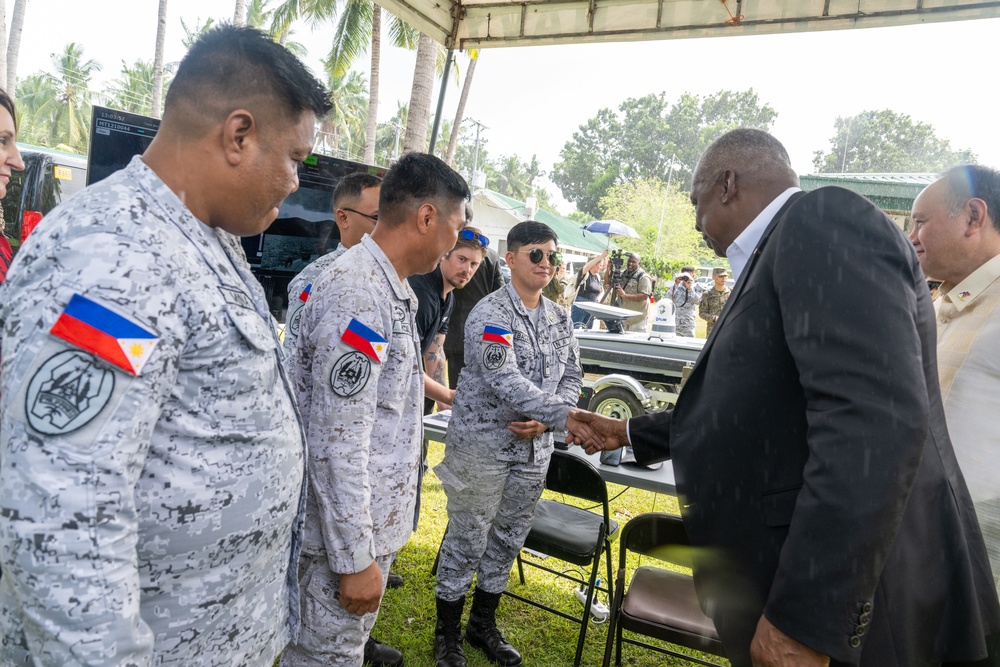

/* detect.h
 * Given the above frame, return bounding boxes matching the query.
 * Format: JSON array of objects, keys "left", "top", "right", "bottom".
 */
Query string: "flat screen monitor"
[{"left": 87, "top": 106, "right": 160, "bottom": 186}]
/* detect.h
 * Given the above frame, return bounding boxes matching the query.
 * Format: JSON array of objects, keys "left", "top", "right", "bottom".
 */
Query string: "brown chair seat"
[{"left": 621, "top": 566, "right": 720, "bottom": 641}]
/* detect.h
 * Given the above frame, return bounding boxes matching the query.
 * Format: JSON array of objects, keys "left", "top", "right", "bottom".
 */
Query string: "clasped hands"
[{"left": 564, "top": 408, "right": 629, "bottom": 454}]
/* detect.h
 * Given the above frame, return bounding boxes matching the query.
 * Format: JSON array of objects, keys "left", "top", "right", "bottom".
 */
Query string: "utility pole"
[
  {"left": 390, "top": 121, "right": 404, "bottom": 162},
  {"left": 467, "top": 118, "right": 487, "bottom": 190}
]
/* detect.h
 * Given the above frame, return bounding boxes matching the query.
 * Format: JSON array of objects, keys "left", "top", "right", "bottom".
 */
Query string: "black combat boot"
[
  {"left": 364, "top": 637, "right": 404, "bottom": 667},
  {"left": 464, "top": 588, "right": 522, "bottom": 666},
  {"left": 434, "top": 596, "right": 467, "bottom": 667}
]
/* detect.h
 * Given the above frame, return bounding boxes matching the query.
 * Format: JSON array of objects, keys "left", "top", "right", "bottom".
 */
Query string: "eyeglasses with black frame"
[
  {"left": 341, "top": 207, "right": 378, "bottom": 222},
  {"left": 459, "top": 229, "right": 490, "bottom": 248},
  {"left": 515, "top": 248, "right": 562, "bottom": 266}
]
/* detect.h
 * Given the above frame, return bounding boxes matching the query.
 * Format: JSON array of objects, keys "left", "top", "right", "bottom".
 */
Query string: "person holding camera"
[
  {"left": 668, "top": 271, "right": 702, "bottom": 337},
  {"left": 570, "top": 250, "right": 608, "bottom": 327},
  {"left": 611, "top": 252, "right": 654, "bottom": 332}
]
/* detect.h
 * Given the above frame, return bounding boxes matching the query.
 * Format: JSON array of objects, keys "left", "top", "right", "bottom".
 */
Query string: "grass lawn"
[{"left": 368, "top": 438, "right": 730, "bottom": 667}]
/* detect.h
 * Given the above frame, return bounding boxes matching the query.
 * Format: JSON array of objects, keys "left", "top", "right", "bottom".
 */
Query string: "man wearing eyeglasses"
[
  {"left": 409, "top": 226, "right": 489, "bottom": 414},
  {"left": 283, "top": 172, "right": 382, "bottom": 359},
  {"left": 432, "top": 221, "right": 587, "bottom": 667}
]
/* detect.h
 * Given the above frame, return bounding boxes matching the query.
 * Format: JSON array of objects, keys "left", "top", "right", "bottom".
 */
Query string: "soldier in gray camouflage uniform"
[
  {"left": 283, "top": 172, "right": 382, "bottom": 359},
  {"left": 668, "top": 272, "right": 702, "bottom": 337},
  {"left": 698, "top": 267, "right": 731, "bottom": 337},
  {"left": 433, "top": 222, "right": 586, "bottom": 667},
  {"left": 0, "top": 26, "right": 330, "bottom": 666},
  {"left": 281, "top": 153, "right": 470, "bottom": 667}
]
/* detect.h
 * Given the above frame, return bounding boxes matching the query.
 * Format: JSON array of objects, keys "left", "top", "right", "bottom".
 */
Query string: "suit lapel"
[{"left": 694, "top": 191, "right": 807, "bottom": 359}]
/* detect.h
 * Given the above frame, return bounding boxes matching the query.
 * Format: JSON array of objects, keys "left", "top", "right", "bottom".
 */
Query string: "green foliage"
[
  {"left": 597, "top": 178, "right": 714, "bottom": 288},
  {"left": 552, "top": 89, "right": 778, "bottom": 217},
  {"left": 812, "top": 109, "right": 976, "bottom": 173},
  {"left": 107, "top": 59, "right": 166, "bottom": 117},
  {"left": 15, "top": 43, "right": 100, "bottom": 155},
  {"left": 317, "top": 70, "right": 369, "bottom": 158}
]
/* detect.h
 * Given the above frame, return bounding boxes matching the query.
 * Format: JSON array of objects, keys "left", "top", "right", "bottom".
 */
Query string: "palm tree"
[
  {"left": 107, "top": 59, "right": 162, "bottom": 117},
  {"left": 317, "top": 70, "right": 368, "bottom": 157},
  {"left": 327, "top": 0, "right": 418, "bottom": 165},
  {"left": 375, "top": 102, "right": 407, "bottom": 164},
  {"left": 0, "top": 1, "right": 8, "bottom": 90},
  {"left": 494, "top": 155, "right": 530, "bottom": 199},
  {"left": 271, "top": 0, "right": 337, "bottom": 43},
  {"left": 6, "top": 0, "right": 30, "bottom": 92},
  {"left": 402, "top": 33, "right": 436, "bottom": 154},
  {"left": 16, "top": 43, "right": 100, "bottom": 153},
  {"left": 234, "top": 0, "right": 248, "bottom": 25},
  {"left": 445, "top": 49, "right": 477, "bottom": 166},
  {"left": 151, "top": 0, "right": 168, "bottom": 119}
]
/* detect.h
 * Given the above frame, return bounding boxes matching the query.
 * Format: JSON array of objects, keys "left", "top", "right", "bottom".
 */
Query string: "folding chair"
[
  {"left": 602, "top": 512, "right": 727, "bottom": 667},
  {"left": 504, "top": 449, "right": 620, "bottom": 667}
]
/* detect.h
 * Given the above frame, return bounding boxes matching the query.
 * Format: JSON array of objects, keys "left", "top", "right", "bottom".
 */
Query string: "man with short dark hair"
[
  {"left": 433, "top": 221, "right": 587, "bottom": 667},
  {"left": 910, "top": 164, "right": 1000, "bottom": 602},
  {"left": 667, "top": 271, "right": 701, "bottom": 337},
  {"left": 284, "top": 172, "right": 382, "bottom": 357},
  {"left": 282, "top": 152, "right": 470, "bottom": 667},
  {"left": 0, "top": 25, "right": 331, "bottom": 665},
  {"left": 575, "top": 129, "right": 1000, "bottom": 666},
  {"left": 409, "top": 225, "right": 489, "bottom": 413},
  {"left": 611, "top": 252, "right": 653, "bottom": 332}
]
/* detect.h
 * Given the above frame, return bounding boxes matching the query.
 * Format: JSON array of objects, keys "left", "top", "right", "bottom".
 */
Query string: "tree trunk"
[
  {"left": 0, "top": 1, "right": 8, "bottom": 91},
  {"left": 151, "top": 0, "right": 168, "bottom": 118},
  {"left": 402, "top": 33, "right": 436, "bottom": 155},
  {"left": 445, "top": 53, "right": 477, "bottom": 167},
  {"left": 362, "top": 4, "right": 380, "bottom": 165},
  {"left": 233, "top": 0, "right": 247, "bottom": 26},
  {"left": 6, "top": 0, "right": 28, "bottom": 92}
]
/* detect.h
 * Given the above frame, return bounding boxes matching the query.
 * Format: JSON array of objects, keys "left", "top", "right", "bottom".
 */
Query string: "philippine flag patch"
[
  {"left": 341, "top": 318, "right": 388, "bottom": 363},
  {"left": 49, "top": 294, "right": 160, "bottom": 376},
  {"left": 299, "top": 284, "right": 312, "bottom": 302},
  {"left": 482, "top": 325, "right": 513, "bottom": 346}
]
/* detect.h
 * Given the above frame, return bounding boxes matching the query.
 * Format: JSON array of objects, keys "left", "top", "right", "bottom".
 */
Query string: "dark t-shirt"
[
  {"left": 408, "top": 266, "right": 455, "bottom": 356},
  {"left": 575, "top": 270, "right": 603, "bottom": 302}
]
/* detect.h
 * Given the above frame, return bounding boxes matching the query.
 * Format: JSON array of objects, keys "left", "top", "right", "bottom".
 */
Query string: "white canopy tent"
[{"left": 372, "top": 0, "right": 1000, "bottom": 51}]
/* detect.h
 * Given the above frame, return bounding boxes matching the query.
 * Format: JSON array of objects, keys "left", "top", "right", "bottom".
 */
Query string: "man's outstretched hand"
[{"left": 565, "top": 409, "right": 629, "bottom": 454}]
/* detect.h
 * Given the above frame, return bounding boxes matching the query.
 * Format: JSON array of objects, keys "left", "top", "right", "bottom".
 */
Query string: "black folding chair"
[
  {"left": 504, "top": 449, "right": 621, "bottom": 667},
  {"left": 602, "top": 512, "right": 727, "bottom": 667}
]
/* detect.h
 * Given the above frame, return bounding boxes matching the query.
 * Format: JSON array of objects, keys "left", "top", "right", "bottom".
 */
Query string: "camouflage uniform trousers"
[
  {"left": 676, "top": 305, "right": 698, "bottom": 337},
  {"left": 280, "top": 551, "right": 395, "bottom": 667},
  {"left": 435, "top": 445, "right": 548, "bottom": 599}
]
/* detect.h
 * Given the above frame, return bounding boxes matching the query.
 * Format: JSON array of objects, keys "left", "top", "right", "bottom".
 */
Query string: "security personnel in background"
[
  {"left": 281, "top": 152, "right": 470, "bottom": 667},
  {"left": 668, "top": 271, "right": 702, "bottom": 337},
  {"left": 0, "top": 26, "right": 331, "bottom": 666},
  {"left": 283, "top": 172, "right": 381, "bottom": 359},
  {"left": 611, "top": 252, "right": 654, "bottom": 332},
  {"left": 432, "top": 221, "right": 587, "bottom": 667},
  {"left": 698, "top": 267, "right": 731, "bottom": 336}
]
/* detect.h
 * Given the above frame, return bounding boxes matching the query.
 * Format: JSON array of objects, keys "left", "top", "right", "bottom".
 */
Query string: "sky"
[{"left": 7, "top": 1, "right": 999, "bottom": 214}]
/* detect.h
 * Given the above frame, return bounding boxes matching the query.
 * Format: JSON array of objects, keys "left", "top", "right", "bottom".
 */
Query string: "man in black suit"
[{"left": 572, "top": 129, "right": 1000, "bottom": 666}]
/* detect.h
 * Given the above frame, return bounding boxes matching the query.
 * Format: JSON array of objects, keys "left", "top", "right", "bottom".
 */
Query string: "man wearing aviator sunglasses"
[{"left": 433, "top": 221, "right": 590, "bottom": 667}]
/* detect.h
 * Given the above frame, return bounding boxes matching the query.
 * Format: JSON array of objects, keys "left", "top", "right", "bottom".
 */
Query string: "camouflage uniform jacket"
[
  {"left": 291, "top": 235, "right": 423, "bottom": 574},
  {"left": 699, "top": 286, "right": 731, "bottom": 323},
  {"left": 0, "top": 156, "right": 307, "bottom": 666},
  {"left": 448, "top": 284, "right": 583, "bottom": 463},
  {"left": 283, "top": 243, "right": 349, "bottom": 361},
  {"left": 668, "top": 283, "right": 702, "bottom": 318}
]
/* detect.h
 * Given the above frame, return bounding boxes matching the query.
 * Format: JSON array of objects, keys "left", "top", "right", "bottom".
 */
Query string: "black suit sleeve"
[
  {"left": 627, "top": 411, "right": 673, "bottom": 464},
  {"left": 763, "top": 190, "right": 929, "bottom": 660}
]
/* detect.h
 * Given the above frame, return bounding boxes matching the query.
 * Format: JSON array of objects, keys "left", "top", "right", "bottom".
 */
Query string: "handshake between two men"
[{"left": 564, "top": 409, "right": 629, "bottom": 455}]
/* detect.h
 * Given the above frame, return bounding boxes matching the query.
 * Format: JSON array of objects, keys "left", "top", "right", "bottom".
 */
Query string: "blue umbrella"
[{"left": 582, "top": 219, "right": 640, "bottom": 247}]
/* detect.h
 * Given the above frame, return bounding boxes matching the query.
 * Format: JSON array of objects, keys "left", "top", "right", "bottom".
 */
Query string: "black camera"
[{"left": 607, "top": 249, "right": 626, "bottom": 289}]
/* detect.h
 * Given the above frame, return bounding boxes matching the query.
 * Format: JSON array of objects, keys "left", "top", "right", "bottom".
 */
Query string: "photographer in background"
[
  {"left": 571, "top": 250, "right": 608, "bottom": 328},
  {"left": 611, "top": 252, "right": 653, "bottom": 332},
  {"left": 668, "top": 271, "right": 701, "bottom": 337}
]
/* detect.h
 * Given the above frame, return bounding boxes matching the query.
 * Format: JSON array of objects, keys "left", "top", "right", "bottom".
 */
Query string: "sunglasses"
[
  {"left": 341, "top": 207, "right": 378, "bottom": 222},
  {"left": 459, "top": 229, "right": 490, "bottom": 248},
  {"left": 517, "top": 248, "right": 562, "bottom": 266}
]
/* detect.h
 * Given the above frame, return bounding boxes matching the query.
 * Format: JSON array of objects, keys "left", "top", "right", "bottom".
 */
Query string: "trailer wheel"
[{"left": 590, "top": 387, "right": 644, "bottom": 420}]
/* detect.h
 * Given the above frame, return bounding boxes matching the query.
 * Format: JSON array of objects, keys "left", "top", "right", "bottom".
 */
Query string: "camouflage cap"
[{"left": 712, "top": 267, "right": 728, "bottom": 276}]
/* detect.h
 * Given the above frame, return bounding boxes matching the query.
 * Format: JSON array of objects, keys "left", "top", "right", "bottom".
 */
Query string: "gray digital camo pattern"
[
  {"left": 698, "top": 286, "right": 731, "bottom": 337},
  {"left": 280, "top": 552, "right": 394, "bottom": 667},
  {"left": 434, "top": 284, "right": 582, "bottom": 600},
  {"left": 283, "top": 244, "right": 348, "bottom": 360},
  {"left": 283, "top": 236, "right": 422, "bottom": 664},
  {"left": 0, "top": 157, "right": 307, "bottom": 666},
  {"left": 668, "top": 283, "right": 702, "bottom": 337}
]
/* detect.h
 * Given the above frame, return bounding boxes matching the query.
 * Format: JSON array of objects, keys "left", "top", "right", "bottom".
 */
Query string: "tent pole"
[{"left": 428, "top": 49, "right": 454, "bottom": 154}]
